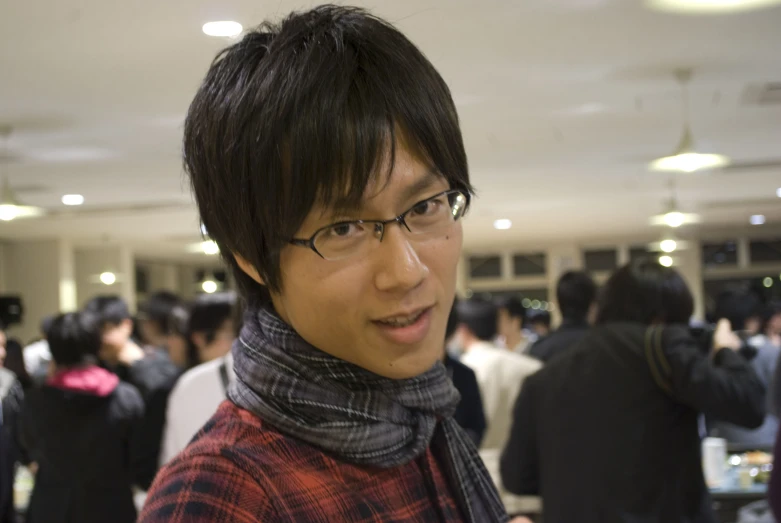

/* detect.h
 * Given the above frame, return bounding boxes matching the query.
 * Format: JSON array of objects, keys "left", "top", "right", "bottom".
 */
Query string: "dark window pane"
[
  {"left": 584, "top": 249, "right": 617, "bottom": 272},
  {"left": 469, "top": 255, "right": 501, "bottom": 279},
  {"left": 135, "top": 267, "right": 148, "bottom": 294},
  {"left": 629, "top": 246, "right": 653, "bottom": 263},
  {"left": 513, "top": 253, "right": 546, "bottom": 276},
  {"left": 703, "top": 276, "right": 781, "bottom": 319},
  {"left": 470, "top": 288, "right": 551, "bottom": 311},
  {"left": 702, "top": 241, "right": 738, "bottom": 268},
  {"left": 750, "top": 238, "right": 781, "bottom": 263}
]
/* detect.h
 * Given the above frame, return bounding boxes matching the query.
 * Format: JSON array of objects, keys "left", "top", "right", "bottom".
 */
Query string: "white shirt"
[
  {"left": 160, "top": 353, "right": 235, "bottom": 465},
  {"left": 459, "top": 341, "right": 541, "bottom": 451}
]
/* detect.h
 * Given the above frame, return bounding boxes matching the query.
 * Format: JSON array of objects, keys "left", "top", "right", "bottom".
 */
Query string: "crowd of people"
[{"left": 0, "top": 291, "right": 240, "bottom": 522}]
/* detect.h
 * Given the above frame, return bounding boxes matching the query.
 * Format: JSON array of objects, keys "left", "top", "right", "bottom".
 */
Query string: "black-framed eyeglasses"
[{"left": 290, "top": 189, "right": 470, "bottom": 261}]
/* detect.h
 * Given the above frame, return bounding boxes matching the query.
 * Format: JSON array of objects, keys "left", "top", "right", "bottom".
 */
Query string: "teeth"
[{"left": 380, "top": 311, "right": 422, "bottom": 327}]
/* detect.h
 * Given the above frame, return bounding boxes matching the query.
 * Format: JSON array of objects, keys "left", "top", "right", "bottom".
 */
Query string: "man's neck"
[{"left": 504, "top": 332, "right": 524, "bottom": 351}]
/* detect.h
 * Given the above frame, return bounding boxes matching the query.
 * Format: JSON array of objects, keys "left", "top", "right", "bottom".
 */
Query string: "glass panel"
[
  {"left": 468, "top": 255, "right": 501, "bottom": 279},
  {"left": 750, "top": 238, "right": 781, "bottom": 263},
  {"left": 135, "top": 267, "right": 148, "bottom": 294},
  {"left": 629, "top": 246, "right": 653, "bottom": 264},
  {"left": 584, "top": 249, "right": 617, "bottom": 272},
  {"left": 470, "top": 288, "right": 551, "bottom": 311},
  {"left": 702, "top": 240, "right": 738, "bottom": 268},
  {"left": 513, "top": 253, "right": 546, "bottom": 276}
]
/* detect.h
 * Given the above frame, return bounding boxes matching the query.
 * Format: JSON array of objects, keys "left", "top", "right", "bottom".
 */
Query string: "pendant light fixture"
[
  {"left": 0, "top": 126, "right": 44, "bottom": 221},
  {"left": 650, "top": 180, "right": 701, "bottom": 228},
  {"left": 648, "top": 69, "right": 729, "bottom": 173}
]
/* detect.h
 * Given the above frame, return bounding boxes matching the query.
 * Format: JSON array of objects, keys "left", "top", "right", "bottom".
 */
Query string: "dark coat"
[
  {"left": 21, "top": 381, "right": 144, "bottom": 523},
  {"left": 501, "top": 323, "right": 766, "bottom": 523}
]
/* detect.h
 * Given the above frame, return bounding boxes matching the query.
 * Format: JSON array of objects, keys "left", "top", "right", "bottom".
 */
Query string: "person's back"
[
  {"left": 160, "top": 353, "right": 234, "bottom": 464},
  {"left": 20, "top": 312, "right": 145, "bottom": 523},
  {"left": 460, "top": 342, "right": 539, "bottom": 450},
  {"left": 501, "top": 261, "right": 766, "bottom": 523}
]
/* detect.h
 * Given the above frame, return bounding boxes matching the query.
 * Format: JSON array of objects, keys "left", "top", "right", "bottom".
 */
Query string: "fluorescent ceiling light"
[
  {"left": 100, "top": 272, "right": 117, "bottom": 285},
  {"left": 647, "top": 0, "right": 781, "bottom": 13},
  {"left": 493, "top": 219, "right": 512, "bottom": 230},
  {"left": 659, "top": 255, "right": 674, "bottom": 267},
  {"left": 750, "top": 214, "right": 766, "bottom": 225},
  {"left": 776, "top": 187, "right": 781, "bottom": 198},
  {"left": 61, "top": 194, "right": 84, "bottom": 206},
  {"left": 202, "top": 21, "right": 243, "bottom": 37},
  {"left": 202, "top": 240, "right": 220, "bottom": 255},
  {"left": 660, "top": 239, "right": 678, "bottom": 253},
  {"left": 650, "top": 211, "right": 700, "bottom": 228},
  {"left": 202, "top": 280, "right": 218, "bottom": 293},
  {"left": 649, "top": 152, "right": 729, "bottom": 173}
]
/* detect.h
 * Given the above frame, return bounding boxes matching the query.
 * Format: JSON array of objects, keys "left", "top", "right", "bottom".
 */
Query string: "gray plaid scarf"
[{"left": 228, "top": 307, "right": 508, "bottom": 523}]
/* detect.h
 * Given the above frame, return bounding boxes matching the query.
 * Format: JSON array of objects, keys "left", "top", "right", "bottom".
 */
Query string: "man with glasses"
[{"left": 140, "top": 5, "right": 508, "bottom": 523}]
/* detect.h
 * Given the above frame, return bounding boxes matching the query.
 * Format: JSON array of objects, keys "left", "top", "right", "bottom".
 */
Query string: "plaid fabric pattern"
[
  {"left": 141, "top": 400, "right": 476, "bottom": 521},
  {"left": 227, "top": 307, "right": 507, "bottom": 523}
]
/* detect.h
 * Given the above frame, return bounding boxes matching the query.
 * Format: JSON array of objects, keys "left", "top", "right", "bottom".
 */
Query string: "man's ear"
[{"left": 234, "top": 254, "right": 265, "bottom": 285}]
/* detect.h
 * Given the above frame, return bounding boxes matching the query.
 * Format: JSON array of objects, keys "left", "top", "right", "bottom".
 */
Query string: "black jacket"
[
  {"left": 21, "top": 381, "right": 145, "bottom": 523},
  {"left": 527, "top": 319, "right": 589, "bottom": 363},
  {"left": 108, "top": 349, "right": 180, "bottom": 489},
  {"left": 0, "top": 371, "right": 23, "bottom": 523},
  {"left": 501, "top": 323, "right": 766, "bottom": 523},
  {"left": 444, "top": 354, "right": 486, "bottom": 446}
]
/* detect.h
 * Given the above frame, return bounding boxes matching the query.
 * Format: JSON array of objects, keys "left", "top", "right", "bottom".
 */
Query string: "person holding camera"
[{"left": 500, "top": 259, "right": 765, "bottom": 523}]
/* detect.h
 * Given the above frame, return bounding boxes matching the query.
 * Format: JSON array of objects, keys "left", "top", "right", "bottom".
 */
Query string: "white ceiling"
[{"left": 1, "top": 0, "right": 780, "bottom": 260}]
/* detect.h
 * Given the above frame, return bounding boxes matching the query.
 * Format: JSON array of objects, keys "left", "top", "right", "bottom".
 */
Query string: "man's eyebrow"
[
  {"left": 321, "top": 169, "right": 445, "bottom": 220},
  {"left": 398, "top": 169, "right": 445, "bottom": 205}
]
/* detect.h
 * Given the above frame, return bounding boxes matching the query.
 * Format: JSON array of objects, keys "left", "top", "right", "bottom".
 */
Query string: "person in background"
[
  {"left": 1, "top": 322, "right": 25, "bottom": 523},
  {"left": 457, "top": 298, "right": 541, "bottom": 451},
  {"left": 22, "top": 316, "right": 53, "bottom": 385},
  {"left": 709, "top": 293, "right": 780, "bottom": 448},
  {"left": 528, "top": 271, "right": 596, "bottom": 363},
  {"left": 501, "top": 260, "right": 766, "bottom": 523},
  {"left": 20, "top": 312, "right": 145, "bottom": 523},
  {"left": 496, "top": 297, "right": 532, "bottom": 353},
  {"left": 443, "top": 300, "right": 486, "bottom": 447},
  {"left": 3, "top": 338, "right": 32, "bottom": 391},
  {"left": 140, "top": 6, "right": 506, "bottom": 521},
  {"left": 761, "top": 302, "right": 781, "bottom": 349},
  {"left": 137, "top": 291, "right": 183, "bottom": 351},
  {"left": 160, "top": 292, "right": 240, "bottom": 463},
  {"left": 183, "top": 292, "right": 238, "bottom": 369},
  {"left": 527, "top": 310, "right": 551, "bottom": 340},
  {"left": 163, "top": 304, "right": 190, "bottom": 369},
  {"left": 84, "top": 295, "right": 179, "bottom": 490}
]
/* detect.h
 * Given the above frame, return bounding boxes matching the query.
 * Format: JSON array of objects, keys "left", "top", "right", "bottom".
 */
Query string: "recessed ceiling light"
[
  {"left": 202, "top": 280, "right": 218, "bottom": 294},
  {"left": 202, "top": 21, "right": 243, "bottom": 37},
  {"left": 750, "top": 214, "right": 766, "bottom": 225},
  {"left": 493, "top": 219, "right": 512, "bottom": 230},
  {"left": 659, "top": 255, "right": 674, "bottom": 267},
  {"left": 100, "top": 272, "right": 117, "bottom": 285},
  {"left": 61, "top": 194, "right": 84, "bottom": 206},
  {"left": 646, "top": 0, "right": 781, "bottom": 13}
]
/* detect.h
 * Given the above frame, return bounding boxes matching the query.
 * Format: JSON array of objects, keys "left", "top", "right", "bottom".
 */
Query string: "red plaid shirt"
[{"left": 140, "top": 401, "right": 466, "bottom": 522}]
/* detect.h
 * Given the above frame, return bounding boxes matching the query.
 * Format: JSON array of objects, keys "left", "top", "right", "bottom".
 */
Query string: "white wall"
[
  {"left": 75, "top": 245, "right": 136, "bottom": 311},
  {"left": 2, "top": 240, "right": 69, "bottom": 343}
]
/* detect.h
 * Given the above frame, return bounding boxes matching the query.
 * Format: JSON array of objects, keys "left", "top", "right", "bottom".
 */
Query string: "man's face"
[
  {"left": 496, "top": 308, "right": 519, "bottom": 341},
  {"left": 266, "top": 146, "right": 463, "bottom": 379},
  {"left": 101, "top": 319, "right": 133, "bottom": 351}
]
